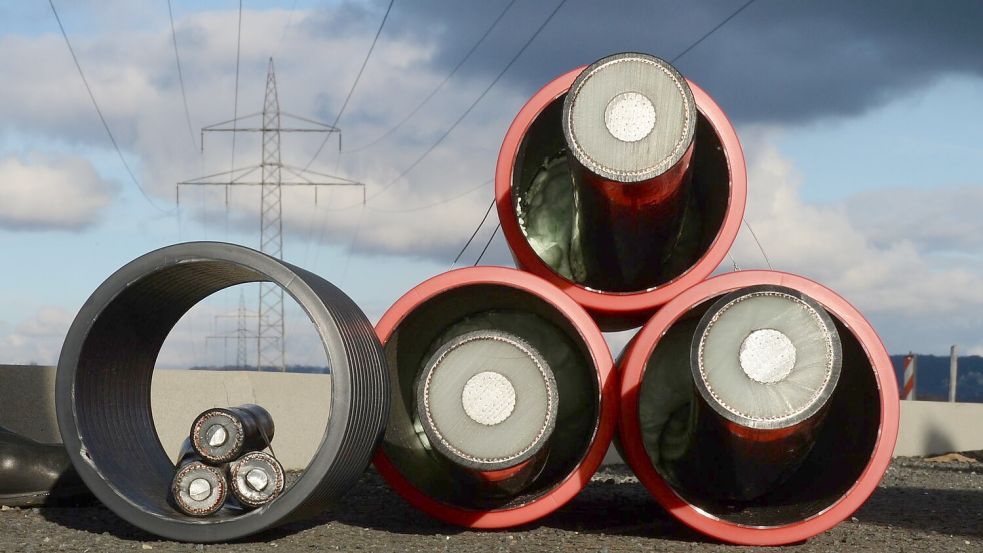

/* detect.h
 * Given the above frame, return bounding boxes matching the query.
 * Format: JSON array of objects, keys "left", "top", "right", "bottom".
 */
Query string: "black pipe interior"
[
  {"left": 73, "top": 262, "right": 271, "bottom": 520},
  {"left": 639, "top": 295, "right": 881, "bottom": 526},
  {"left": 381, "top": 283, "right": 599, "bottom": 510},
  {"left": 511, "top": 95, "right": 731, "bottom": 292}
]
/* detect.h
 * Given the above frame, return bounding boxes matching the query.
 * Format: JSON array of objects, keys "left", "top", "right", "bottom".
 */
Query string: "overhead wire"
[
  {"left": 670, "top": 0, "right": 756, "bottom": 63},
  {"left": 473, "top": 223, "right": 500, "bottom": 266},
  {"left": 667, "top": 0, "right": 772, "bottom": 270},
  {"left": 368, "top": 179, "right": 488, "bottom": 214},
  {"left": 49, "top": 0, "right": 173, "bottom": 214},
  {"left": 167, "top": 0, "right": 198, "bottom": 152},
  {"left": 450, "top": 197, "right": 496, "bottom": 268},
  {"left": 304, "top": 0, "right": 395, "bottom": 171},
  {"left": 365, "top": 0, "right": 568, "bottom": 203},
  {"left": 301, "top": 0, "right": 394, "bottom": 266},
  {"left": 227, "top": 0, "right": 244, "bottom": 239},
  {"left": 743, "top": 218, "right": 773, "bottom": 270},
  {"left": 344, "top": 0, "right": 518, "bottom": 154},
  {"left": 336, "top": 0, "right": 567, "bottom": 274}
]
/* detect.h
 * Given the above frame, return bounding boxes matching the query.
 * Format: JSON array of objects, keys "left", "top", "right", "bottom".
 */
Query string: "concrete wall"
[
  {"left": 0, "top": 365, "right": 330, "bottom": 470},
  {"left": 3, "top": 365, "right": 982, "bottom": 470},
  {"left": 894, "top": 399, "right": 983, "bottom": 457}
]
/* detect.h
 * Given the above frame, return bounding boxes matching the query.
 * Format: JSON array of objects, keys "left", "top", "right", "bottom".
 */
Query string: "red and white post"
[{"left": 902, "top": 353, "right": 916, "bottom": 400}]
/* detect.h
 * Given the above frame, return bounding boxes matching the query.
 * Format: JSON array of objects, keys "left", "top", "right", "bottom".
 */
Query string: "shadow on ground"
[{"left": 37, "top": 462, "right": 983, "bottom": 545}]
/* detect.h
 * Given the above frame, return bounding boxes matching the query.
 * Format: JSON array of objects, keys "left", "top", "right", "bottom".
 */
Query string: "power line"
[
  {"left": 167, "top": 0, "right": 197, "bottom": 152},
  {"left": 272, "top": 0, "right": 301, "bottom": 60},
  {"left": 368, "top": 179, "right": 488, "bottom": 213},
  {"left": 670, "top": 0, "right": 756, "bottom": 63},
  {"left": 743, "top": 218, "right": 773, "bottom": 270},
  {"left": 366, "top": 0, "right": 568, "bottom": 203},
  {"left": 450, "top": 197, "right": 495, "bottom": 268},
  {"left": 474, "top": 222, "right": 500, "bottom": 266},
  {"left": 304, "top": 0, "right": 395, "bottom": 170},
  {"left": 229, "top": 0, "right": 244, "bottom": 209},
  {"left": 345, "top": 0, "right": 518, "bottom": 154},
  {"left": 304, "top": 0, "right": 395, "bottom": 272},
  {"left": 49, "top": 0, "right": 172, "bottom": 214},
  {"left": 329, "top": 0, "right": 566, "bottom": 282}
]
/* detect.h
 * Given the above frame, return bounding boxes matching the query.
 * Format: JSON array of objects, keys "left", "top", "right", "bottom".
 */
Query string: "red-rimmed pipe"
[
  {"left": 373, "top": 266, "right": 617, "bottom": 528},
  {"left": 495, "top": 56, "right": 746, "bottom": 330},
  {"left": 617, "top": 270, "right": 899, "bottom": 546}
]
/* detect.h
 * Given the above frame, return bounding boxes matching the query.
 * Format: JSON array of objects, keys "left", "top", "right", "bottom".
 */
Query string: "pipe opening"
[
  {"left": 638, "top": 289, "right": 880, "bottom": 526},
  {"left": 58, "top": 243, "right": 388, "bottom": 542},
  {"left": 73, "top": 261, "right": 271, "bottom": 520},
  {"left": 511, "top": 93, "right": 730, "bottom": 293},
  {"left": 381, "top": 283, "right": 599, "bottom": 510}
]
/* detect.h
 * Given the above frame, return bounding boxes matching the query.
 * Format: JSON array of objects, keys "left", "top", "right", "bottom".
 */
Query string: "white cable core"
[
  {"left": 739, "top": 329, "right": 797, "bottom": 384},
  {"left": 461, "top": 371, "right": 517, "bottom": 426}
]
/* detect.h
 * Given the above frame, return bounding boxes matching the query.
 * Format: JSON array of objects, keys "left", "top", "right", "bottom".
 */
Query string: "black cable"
[
  {"left": 167, "top": 0, "right": 197, "bottom": 152},
  {"left": 450, "top": 198, "right": 495, "bottom": 267},
  {"left": 49, "top": 0, "right": 172, "bottom": 213},
  {"left": 473, "top": 222, "right": 500, "bottom": 266},
  {"left": 304, "top": 0, "right": 395, "bottom": 170},
  {"left": 366, "top": 0, "right": 567, "bottom": 203},
  {"left": 345, "top": 0, "right": 518, "bottom": 154},
  {"left": 670, "top": 0, "right": 756, "bottom": 63}
]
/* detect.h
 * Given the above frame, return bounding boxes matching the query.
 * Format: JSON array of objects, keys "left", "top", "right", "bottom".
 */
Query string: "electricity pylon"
[{"left": 178, "top": 58, "right": 363, "bottom": 371}]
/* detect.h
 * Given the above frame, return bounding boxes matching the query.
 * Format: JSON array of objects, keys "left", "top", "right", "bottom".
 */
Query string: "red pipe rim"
[
  {"left": 617, "top": 270, "right": 900, "bottom": 546},
  {"left": 494, "top": 66, "right": 747, "bottom": 326},
  {"left": 373, "top": 266, "right": 618, "bottom": 528}
]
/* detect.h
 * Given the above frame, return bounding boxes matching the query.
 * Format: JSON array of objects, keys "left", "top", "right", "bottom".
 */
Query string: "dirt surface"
[{"left": 1, "top": 455, "right": 981, "bottom": 552}]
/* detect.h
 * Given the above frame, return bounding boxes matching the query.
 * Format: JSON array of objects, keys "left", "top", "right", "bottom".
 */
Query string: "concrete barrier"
[
  {"left": 2, "top": 365, "right": 981, "bottom": 469},
  {"left": 893, "top": 399, "right": 983, "bottom": 457},
  {"left": 0, "top": 365, "right": 330, "bottom": 470}
]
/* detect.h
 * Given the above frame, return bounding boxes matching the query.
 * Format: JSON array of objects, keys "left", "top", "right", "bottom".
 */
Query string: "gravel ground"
[{"left": 1, "top": 454, "right": 980, "bottom": 552}]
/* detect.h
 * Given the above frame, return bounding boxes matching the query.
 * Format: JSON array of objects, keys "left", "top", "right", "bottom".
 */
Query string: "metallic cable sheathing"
[
  {"left": 229, "top": 451, "right": 285, "bottom": 508},
  {"left": 170, "top": 439, "right": 228, "bottom": 517},
  {"left": 190, "top": 404, "right": 276, "bottom": 465}
]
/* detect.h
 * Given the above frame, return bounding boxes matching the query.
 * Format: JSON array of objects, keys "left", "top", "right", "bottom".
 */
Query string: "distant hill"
[
  {"left": 891, "top": 354, "right": 983, "bottom": 403},
  {"left": 189, "top": 365, "right": 330, "bottom": 374}
]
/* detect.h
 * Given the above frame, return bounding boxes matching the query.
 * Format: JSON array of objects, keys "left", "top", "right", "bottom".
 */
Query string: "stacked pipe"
[
  {"left": 171, "top": 404, "right": 284, "bottom": 516},
  {"left": 373, "top": 267, "right": 616, "bottom": 527},
  {"left": 368, "top": 51, "right": 898, "bottom": 545},
  {"left": 48, "top": 52, "right": 900, "bottom": 546}
]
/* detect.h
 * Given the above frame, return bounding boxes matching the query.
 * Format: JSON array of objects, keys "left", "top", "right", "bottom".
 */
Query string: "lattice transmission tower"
[
  {"left": 179, "top": 58, "right": 363, "bottom": 371},
  {"left": 206, "top": 290, "right": 257, "bottom": 369}
]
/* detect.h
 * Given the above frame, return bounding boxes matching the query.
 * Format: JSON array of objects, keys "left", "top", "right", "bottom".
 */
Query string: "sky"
[{"left": 0, "top": 0, "right": 982, "bottom": 368}]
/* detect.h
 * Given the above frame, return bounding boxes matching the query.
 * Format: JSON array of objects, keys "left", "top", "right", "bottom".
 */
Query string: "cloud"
[
  {"left": 0, "top": 4, "right": 508, "bottom": 253},
  {"left": 729, "top": 134, "right": 983, "bottom": 353},
  {"left": 8, "top": 2, "right": 978, "bottom": 254},
  {"left": 0, "top": 306, "right": 72, "bottom": 365},
  {"left": 0, "top": 3, "right": 981, "bottom": 361},
  {"left": 846, "top": 185, "right": 983, "bottom": 255},
  {"left": 0, "top": 152, "right": 116, "bottom": 230},
  {"left": 392, "top": 0, "right": 983, "bottom": 125}
]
